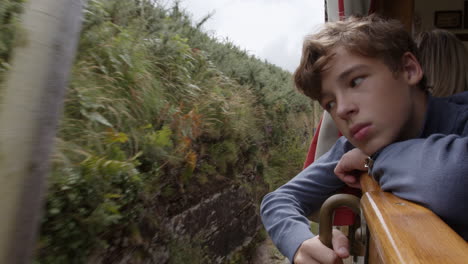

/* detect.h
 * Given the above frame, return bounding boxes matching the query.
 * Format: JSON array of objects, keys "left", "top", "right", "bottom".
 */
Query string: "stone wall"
[{"left": 166, "top": 185, "right": 261, "bottom": 263}]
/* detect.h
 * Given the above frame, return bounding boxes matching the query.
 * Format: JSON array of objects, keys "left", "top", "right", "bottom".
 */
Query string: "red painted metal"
[{"left": 338, "top": 0, "right": 345, "bottom": 20}]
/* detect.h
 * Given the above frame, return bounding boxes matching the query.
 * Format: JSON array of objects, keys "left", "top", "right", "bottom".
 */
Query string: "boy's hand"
[
  {"left": 334, "top": 148, "right": 367, "bottom": 189},
  {"left": 293, "top": 229, "right": 349, "bottom": 264}
]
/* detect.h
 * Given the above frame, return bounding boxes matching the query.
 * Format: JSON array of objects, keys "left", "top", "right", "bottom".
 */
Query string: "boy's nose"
[{"left": 336, "top": 97, "right": 357, "bottom": 120}]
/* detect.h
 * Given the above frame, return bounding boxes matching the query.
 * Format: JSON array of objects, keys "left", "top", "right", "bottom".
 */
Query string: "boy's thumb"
[
  {"left": 332, "top": 229, "right": 350, "bottom": 258},
  {"left": 336, "top": 246, "right": 349, "bottom": 258}
]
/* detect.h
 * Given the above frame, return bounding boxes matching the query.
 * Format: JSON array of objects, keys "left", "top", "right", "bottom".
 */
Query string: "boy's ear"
[{"left": 401, "top": 52, "right": 423, "bottom": 86}]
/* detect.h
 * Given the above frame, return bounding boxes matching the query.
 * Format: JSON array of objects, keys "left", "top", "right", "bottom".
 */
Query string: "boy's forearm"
[
  {"left": 260, "top": 186, "right": 324, "bottom": 261},
  {"left": 260, "top": 137, "right": 351, "bottom": 260},
  {"left": 371, "top": 134, "right": 468, "bottom": 239},
  {"left": 260, "top": 194, "right": 315, "bottom": 261},
  {"left": 373, "top": 134, "right": 468, "bottom": 188}
]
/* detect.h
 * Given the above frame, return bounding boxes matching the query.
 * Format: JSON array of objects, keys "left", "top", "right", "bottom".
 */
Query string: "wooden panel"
[
  {"left": 375, "top": 0, "right": 414, "bottom": 32},
  {"left": 361, "top": 191, "right": 468, "bottom": 263},
  {"left": 368, "top": 235, "right": 384, "bottom": 264},
  {"left": 360, "top": 173, "right": 381, "bottom": 192}
]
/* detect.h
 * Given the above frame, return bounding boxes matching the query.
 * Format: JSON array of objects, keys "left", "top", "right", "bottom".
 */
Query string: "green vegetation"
[
  {"left": 1, "top": 0, "right": 318, "bottom": 262},
  {"left": 0, "top": 0, "right": 24, "bottom": 84}
]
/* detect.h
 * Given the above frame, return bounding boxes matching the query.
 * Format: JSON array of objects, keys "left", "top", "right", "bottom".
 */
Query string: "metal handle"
[{"left": 318, "top": 194, "right": 361, "bottom": 248}]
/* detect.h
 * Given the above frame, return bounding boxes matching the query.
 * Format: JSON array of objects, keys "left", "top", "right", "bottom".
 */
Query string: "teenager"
[{"left": 261, "top": 15, "right": 468, "bottom": 264}]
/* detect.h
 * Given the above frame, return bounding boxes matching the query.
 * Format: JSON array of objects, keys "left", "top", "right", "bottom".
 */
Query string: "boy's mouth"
[{"left": 350, "top": 123, "right": 371, "bottom": 141}]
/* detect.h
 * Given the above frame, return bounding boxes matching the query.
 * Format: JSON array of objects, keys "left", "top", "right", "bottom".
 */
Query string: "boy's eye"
[
  {"left": 350, "top": 77, "right": 364, "bottom": 87},
  {"left": 324, "top": 101, "right": 336, "bottom": 111}
]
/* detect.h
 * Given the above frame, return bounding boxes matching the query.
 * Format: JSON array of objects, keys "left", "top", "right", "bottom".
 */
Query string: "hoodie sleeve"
[
  {"left": 371, "top": 134, "right": 468, "bottom": 240},
  {"left": 260, "top": 137, "right": 351, "bottom": 261}
]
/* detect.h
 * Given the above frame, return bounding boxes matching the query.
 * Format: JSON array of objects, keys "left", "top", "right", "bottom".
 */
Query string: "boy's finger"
[
  {"left": 342, "top": 173, "right": 363, "bottom": 188},
  {"left": 297, "top": 237, "right": 341, "bottom": 264},
  {"left": 332, "top": 229, "right": 350, "bottom": 259},
  {"left": 334, "top": 165, "right": 348, "bottom": 179},
  {"left": 335, "top": 157, "right": 355, "bottom": 173},
  {"left": 343, "top": 178, "right": 362, "bottom": 189},
  {"left": 343, "top": 175, "right": 357, "bottom": 183}
]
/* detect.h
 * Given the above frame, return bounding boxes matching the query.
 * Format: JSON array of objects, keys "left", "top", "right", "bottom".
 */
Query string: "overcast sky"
[{"left": 179, "top": 0, "right": 325, "bottom": 72}]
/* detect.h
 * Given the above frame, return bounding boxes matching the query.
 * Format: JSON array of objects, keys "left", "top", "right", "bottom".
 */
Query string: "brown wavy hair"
[
  {"left": 415, "top": 29, "right": 468, "bottom": 97},
  {"left": 293, "top": 15, "right": 421, "bottom": 101}
]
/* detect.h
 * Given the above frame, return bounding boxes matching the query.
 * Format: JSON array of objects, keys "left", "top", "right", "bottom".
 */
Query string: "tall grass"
[{"left": 0, "top": 0, "right": 25, "bottom": 85}]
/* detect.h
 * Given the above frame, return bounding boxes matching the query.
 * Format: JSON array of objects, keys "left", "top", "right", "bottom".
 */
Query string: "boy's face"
[{"left": 320, "top": 47, "right": 425, "bottom": 155}]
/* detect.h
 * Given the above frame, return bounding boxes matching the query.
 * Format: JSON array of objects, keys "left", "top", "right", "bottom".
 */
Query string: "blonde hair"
[
  {"left": 415, "top": 29, "right": 468, "bottom": 97},
  {"left": 294, "top": 15, "right": 420, "bottom": 100}
]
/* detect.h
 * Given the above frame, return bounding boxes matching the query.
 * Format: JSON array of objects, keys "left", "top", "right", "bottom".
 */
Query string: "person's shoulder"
[
  {"left": 447, "top": 91, "right": 468, "bottom": 105},
  {"left": 431, "top": 91, "right": 468, "bottom": 111},
  {"left": 422, "top": 92, "right": 468, "bottom": 136},
  {"left": 444, "top": 91, "right": 468, "bottom": 135}
]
